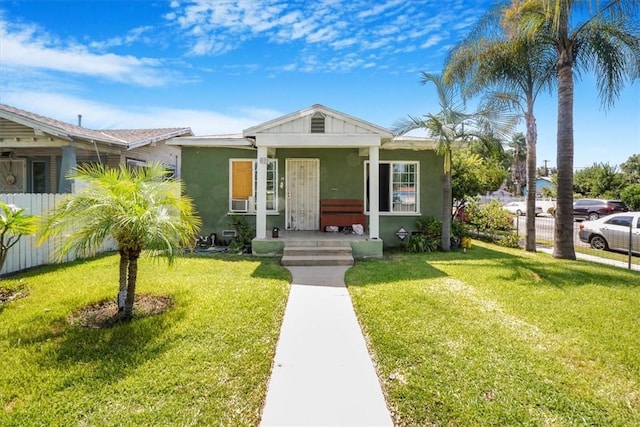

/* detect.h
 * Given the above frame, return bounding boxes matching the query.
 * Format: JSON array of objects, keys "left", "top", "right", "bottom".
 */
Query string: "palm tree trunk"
[
  {"left": 441, "top": 149, "right": 452, "bottom": 251},
  {"left": 525, "top": 106, "right": 537, "bottom": 252},
  {"left": 552, "top": 57, "right": 576, "bottom": 260},
  {"left": 117, "top": 249, "right": 128, "bottom": 311},
  {"left": 122, "top": 249, "right": 141, "bottom": 320},
  {"left": 0, "top": 246, "right": 7, "bottom": 272}
]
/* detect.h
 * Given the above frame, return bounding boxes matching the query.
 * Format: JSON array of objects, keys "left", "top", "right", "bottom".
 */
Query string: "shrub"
[
  {"left": 621, "top": 184, "right": 640, "bottom": 210},
  {"left": 415, "top": 216, "right": 442, "bottom": 238},
  {"left": 406, "top": 233, "right": 439, "bottom": 253},
  {"left": 466, "top": 200, "right": 514, "bottom": 242},
  {"left": 407, "top": 216, "right": 442, "bottom": 252},
  {"left": 497, "top": 233, "right": 520, "bottom": 248},
  {"left": 228, "top": 215, "right": 255, "bottom": 253}
]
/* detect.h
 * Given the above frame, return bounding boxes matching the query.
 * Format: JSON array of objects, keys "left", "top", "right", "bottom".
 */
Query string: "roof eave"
[{"left": 126, "top": 128, "right": 194, "bottom": 150}]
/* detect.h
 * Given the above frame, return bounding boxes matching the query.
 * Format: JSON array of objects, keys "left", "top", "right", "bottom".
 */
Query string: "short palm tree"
[
  {"left": 39, "top": 163, "right": 201, "bottom": 321},
  {"left": 444, "top": 3, "right": 556, "bottom": 252},
  {"left": 0, "top": 201, "right": 37, "bottom": 273},
  {"left": 393, "top": 73, "right": 516, "bottom": 251},
  {"left": 510, "top": 0, "right": 640, "bottom": 259}
]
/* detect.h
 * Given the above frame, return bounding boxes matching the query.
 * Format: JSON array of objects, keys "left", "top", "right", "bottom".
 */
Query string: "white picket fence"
[{"left": 0, "top": 193, "right": 116, "bottom": 276}]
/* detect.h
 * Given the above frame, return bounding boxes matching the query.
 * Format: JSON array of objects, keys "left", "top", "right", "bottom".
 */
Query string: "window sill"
[
  {"left": 366, "top": 212, "right": 421, "bottom": 216},
  {"left": 227, "top": 211, "right": 280, "bottom": 216}
]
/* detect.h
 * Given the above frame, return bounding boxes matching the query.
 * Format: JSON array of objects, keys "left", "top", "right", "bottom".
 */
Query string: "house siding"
[
  {"left": 117, "top": 140, "right": 181, "bottom": 171},
  {"left": 0, "top": 118, "right": 39, "bottom": 140},
  {"left": 376, "top": 149, "right": 443, "bottom": 245},
  {"left": 183, "top": 146, "right": 443, "bottom": 247},
  {"left": 182, "top": 147, "right": 255, "bottom": 239},
  {"left": 261, "top": 116, "right": 376, "bottom": 135}
]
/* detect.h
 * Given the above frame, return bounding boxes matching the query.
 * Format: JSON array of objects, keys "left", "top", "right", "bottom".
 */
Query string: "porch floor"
[{"left": 264, "top": 230, "right": 370, "bottom": 244}]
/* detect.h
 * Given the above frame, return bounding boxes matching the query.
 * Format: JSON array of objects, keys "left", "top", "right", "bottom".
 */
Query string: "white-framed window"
[
  {"left": 365, "top": 161, "right": 418, "bottom": 213},
  {"left": 126, "top": 158, "right": 146, "bottom": 169},
  {"left": 229, "top": 158, "right": 278, "bottom": 213}
]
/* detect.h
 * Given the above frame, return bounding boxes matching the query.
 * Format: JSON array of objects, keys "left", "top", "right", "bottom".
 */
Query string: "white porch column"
[
  {"left": 256, "top": 146, "right": 268, "bottom": 239},
  {"left": 369, "top": 145, "right": 380, "bottom": 239}
]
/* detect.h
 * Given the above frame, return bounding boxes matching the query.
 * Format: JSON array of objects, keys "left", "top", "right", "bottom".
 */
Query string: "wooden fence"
[{"left": 0, "top": 193, "right": 116, "bottom": 276}]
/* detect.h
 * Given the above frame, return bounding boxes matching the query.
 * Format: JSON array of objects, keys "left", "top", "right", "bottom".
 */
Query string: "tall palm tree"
[
  {"left": 444, "top": 3, "right": 556, "bottom": 252},
  {"left": 508, "top": 133, "right": 527, "bottom": 196},
  {"left": 393, "top": 72, "right": 516, "bottom": 251},
  {"left": 511, "top": 0, "right": 640, "bottom": 259},
  {"left": 39, "top": 163, "right": 201, "bottom": 321}
]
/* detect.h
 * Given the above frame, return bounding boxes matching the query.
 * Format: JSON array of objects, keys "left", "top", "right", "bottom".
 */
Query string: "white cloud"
[
  {"left": 164, "top": 0, "right": 490, "bottom": 74},
  {"left": 0, "top": 20, "right": 170, "bottom": 86},
  {"left": 421, "top": 35, "right": 445, "bottom": 49},
  {"left": 331, "top": 37, "right": 358, "bottom": 50},
  {"left": 89, "top": 26, "right": 155, "bottom": 51},
  {"left": 357, "top": 0, "right": 404, "bottom": 19}
]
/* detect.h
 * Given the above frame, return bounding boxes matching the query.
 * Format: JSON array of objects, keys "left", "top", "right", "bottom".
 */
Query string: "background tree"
[
  {"left": 536, "top": 165, "right": 557, "bottom": 177},
  {"left": 573, "top": 162, "right": 624, "bottom": 198},
  {"left": 452, "top": 149, "right": 508, "bottom": 212},
  {"left": 444, "top": 2, "right": 556, "bottom": 252},
  {"left": 393, "top": 72, "right": 515, "bottom": 251},
  {"left": 0, "top": 201, "right": 37, "bottom": 273},
  {"left": 505, "top": 132, "right": 527, "bottom": 195},
  {"left": 621, "top": 184, "right": 640, "bottom": 210},
  {"left": 621, "top": 154, "right": 640, "bottom": 184},
  {"left": 39, "top": 163, "right": 201, "bottom": 321},
  {"left": 511, "top": 0, "right": 640, "bottom": 259}
]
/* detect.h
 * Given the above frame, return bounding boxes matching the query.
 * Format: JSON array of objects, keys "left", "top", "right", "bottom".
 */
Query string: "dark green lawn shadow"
[
  {"left": 1, "top": 251, "right": 118, "bottom": 280},
  {"left": 348, "top": 244, "right": 640, "bottom": 289},
  {"left": 494, "top": 253, "right": 640, "bottom": 290},
  {"left": 182, "top": 252, "right": 290, "bottom": 281},
  {"left": 347, "top": 253, "right": 450, "bottom": 287},
  {"left": 432, "top": 244, "right": 640, "bottom": 289},
  {"left": 32, "top": 303, "right": 185, "bottom": 389}
]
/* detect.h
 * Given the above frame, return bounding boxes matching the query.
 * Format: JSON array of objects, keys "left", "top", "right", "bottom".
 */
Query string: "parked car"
[
  {"left": 578, "top": 212, "right": 640, "bottom": 253},
  {"left": 573, "top": 199, "right": 628, "bottom": 221},
  {"left": 503, "top": 201, "right": 543, "bottom": 216}
]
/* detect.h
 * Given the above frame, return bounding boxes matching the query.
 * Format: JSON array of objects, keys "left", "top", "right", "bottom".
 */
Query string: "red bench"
[{"left": 320, "top": 199, "right": 366, "bottom": 231}]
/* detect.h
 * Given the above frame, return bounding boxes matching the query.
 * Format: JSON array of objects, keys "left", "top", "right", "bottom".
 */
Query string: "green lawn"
[
  {"left": 4, "top": 243, "right": 640, "bottom": 426},
  {"left": 347, "top": 240, "right": 640, "bottom": 426},
  {"left": 1, "top": 253, "right": 290, "bottom": 426}
]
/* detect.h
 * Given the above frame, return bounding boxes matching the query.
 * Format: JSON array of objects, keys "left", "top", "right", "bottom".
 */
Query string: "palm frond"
[{"left": 39, "top": 162, "right": 201, "bottom": 262}]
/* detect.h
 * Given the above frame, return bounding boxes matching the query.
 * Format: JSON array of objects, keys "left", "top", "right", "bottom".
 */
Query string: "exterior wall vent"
[{"left": 310, "top": 112, "right": 325, "bottom": 133}]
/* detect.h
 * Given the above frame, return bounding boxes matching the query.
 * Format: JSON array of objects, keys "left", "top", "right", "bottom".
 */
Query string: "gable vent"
[{"left": 310, "top": 112, "right": 325, "bottom": 133}]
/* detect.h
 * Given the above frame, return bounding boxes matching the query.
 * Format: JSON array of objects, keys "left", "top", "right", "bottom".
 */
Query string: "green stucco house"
[{"left": 169, "top": 104, "right": 444, "bottom": 257}]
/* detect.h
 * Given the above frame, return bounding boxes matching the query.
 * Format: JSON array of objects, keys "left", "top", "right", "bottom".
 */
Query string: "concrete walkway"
[{"left": 260, "top": 266, "right": 394, "bottom": 427}]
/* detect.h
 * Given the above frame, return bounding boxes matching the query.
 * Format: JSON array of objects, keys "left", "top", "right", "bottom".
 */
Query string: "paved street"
[{"left": 513, "top": 215, "right": 587, "bottom": 247}]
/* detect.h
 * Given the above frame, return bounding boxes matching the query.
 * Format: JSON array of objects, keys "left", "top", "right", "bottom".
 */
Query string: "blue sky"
[{"left": 1, "top": 0, "right": 638, "bottom": 170}]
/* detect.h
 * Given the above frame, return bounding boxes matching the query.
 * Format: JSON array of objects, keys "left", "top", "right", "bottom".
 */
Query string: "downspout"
[
  {"left": 58, "top": 138, "right": 77, "bottom": 193},
  {"left": 91, "top": 140, "right": 102, "bottom": 164}
]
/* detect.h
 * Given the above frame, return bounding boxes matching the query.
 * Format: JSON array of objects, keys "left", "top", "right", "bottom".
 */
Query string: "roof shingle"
[{"left": 0, "top": 103, "right": 193, "bottom": 147}]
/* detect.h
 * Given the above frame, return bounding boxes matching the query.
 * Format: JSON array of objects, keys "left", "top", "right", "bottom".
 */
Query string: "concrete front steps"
[{"left": 281, "top": 244, "right": 354, "bottom": 266}]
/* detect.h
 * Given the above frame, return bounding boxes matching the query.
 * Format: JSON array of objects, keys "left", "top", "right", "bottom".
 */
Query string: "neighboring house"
[
  {"left": 0, "top": 104, "right": 191, "bottom": 193},
  {"left": 169, "top": 104, "right": 444, "bottom": 257},
  {"left": 524, "top": 176, "right": 554, "bottom": 197}
]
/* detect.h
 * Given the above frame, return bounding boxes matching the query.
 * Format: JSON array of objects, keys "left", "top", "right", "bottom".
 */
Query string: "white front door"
[{"left": 286, "top": 158, "right": 319, "bottom": 230}]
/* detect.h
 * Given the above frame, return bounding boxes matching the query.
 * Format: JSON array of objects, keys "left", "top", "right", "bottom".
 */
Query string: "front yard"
[
  {"left": 347, "top": 240, "right": 640, "bottom": 426},
  {"left": 0, "top": 254, "right": 289, "bottom": 426},
  {"left": 2, "top": 241, "right": 639, "bottom": 426}
]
